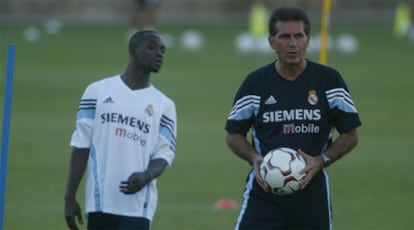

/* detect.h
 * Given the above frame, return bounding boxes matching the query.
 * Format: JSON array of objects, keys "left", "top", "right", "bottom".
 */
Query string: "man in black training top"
[{"left": 225, "top": 5, "right": 361, "bottom": 229}]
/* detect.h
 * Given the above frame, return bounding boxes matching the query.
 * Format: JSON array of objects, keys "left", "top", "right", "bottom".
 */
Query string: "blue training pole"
[{"left": 0, "top": 44, "right": 16, "bottom": 229}]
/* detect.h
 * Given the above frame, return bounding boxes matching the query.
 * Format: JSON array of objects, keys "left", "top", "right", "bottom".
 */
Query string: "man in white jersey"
[{"left": 64, "top": 30, "right": 177, "bottom": 230}]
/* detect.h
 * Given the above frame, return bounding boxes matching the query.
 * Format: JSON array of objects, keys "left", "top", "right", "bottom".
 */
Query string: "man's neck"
[
  {"left": 121, "top": 67, "right": 150, "bottom": 90},
  {"left": 275, "top": 59, "right": 307, "bottom": 81}
]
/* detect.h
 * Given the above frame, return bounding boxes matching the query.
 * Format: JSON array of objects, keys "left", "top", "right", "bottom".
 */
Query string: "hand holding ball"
[{"left": 260, "top": 147, "right": 307, "bottom": 196}]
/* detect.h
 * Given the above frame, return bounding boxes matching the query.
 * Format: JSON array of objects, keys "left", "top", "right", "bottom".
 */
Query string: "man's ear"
[
  {"left": 305, "top": 35, "right": 310, "bottom": 49},
  {"left": 130, "top": 49, "right": 137, "bottom": 58},
  {"left": 268, "top": 36, "right": 275, "bottom": 50}
]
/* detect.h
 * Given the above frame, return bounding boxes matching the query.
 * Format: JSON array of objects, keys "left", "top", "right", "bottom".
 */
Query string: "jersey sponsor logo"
[
  {"left": 101, "top": 113, "right": 150, "bottom": 134},
  {"left": 115, "top": 128, "right": 147, "bottom": 145},
  {"left": 283, "top": 123, "right": 320, "bottom": 134},
  {"left": 263, "top": 109, "right": 321, "bottom": 134},
  {"left": 262, "top": 109, "right": 321, "bottom": 123}
]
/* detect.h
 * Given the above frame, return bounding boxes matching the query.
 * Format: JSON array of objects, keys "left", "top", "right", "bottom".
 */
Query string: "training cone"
[{"left": 214, "top": 198, "right": 239, "bottom": 210}]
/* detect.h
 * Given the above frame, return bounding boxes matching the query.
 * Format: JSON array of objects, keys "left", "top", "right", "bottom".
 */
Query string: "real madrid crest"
[
  {"left": 145, "top": 104, "right": 154, "bottom": 116},
  {"left": 307, "top": 90, "right": 318, "bottom": 105}
]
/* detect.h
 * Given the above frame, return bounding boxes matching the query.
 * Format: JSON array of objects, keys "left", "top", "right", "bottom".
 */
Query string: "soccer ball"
[
  {"left": 23, "top": 26, "right": 41, "bottom": 43},
  {"left": 335, "top": 33, "right": 359, "bottom": 54},
  {"left": 180, "top": 30, "right": 204, "bottom": 52},
  {"left": 260, "top": 147, "right": 307, "bottom": 196}
]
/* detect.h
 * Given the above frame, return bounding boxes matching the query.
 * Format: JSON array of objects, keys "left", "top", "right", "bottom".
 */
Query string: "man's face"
[
  {"left": 134, "top": 34, "right": 166, "bottom": 73},
  {"left": 268, "top": 20, "right": 310, "bottom": 66}
]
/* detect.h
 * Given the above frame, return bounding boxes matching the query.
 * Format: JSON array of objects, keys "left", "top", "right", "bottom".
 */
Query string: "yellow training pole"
[{"left": 319, "top": 0, "right": 331, "bottom": 65}]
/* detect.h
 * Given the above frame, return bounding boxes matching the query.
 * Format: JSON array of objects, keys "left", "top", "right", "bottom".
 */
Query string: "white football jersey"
[{"left": 70, "top": 75, "right": 176, "bottom": 220}]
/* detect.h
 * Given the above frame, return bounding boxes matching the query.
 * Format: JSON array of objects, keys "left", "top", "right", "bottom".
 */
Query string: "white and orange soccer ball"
[{"left": 260, "top": 147, "right": 307, "bottom": 196}]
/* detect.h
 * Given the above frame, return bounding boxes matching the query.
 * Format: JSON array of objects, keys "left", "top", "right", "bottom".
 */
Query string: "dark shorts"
[
  {"left": 236, "top": 170, "right": 332, "bottom": 230},
  {"left": 135, "top": 0, "right": 159, "bottom": 7},
  {"left": 87, "top": 212, "right": 150, "bottom": 230}
]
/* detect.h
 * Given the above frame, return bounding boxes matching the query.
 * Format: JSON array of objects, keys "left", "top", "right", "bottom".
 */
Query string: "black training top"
[{"left": 225, "top": 60, "right": 361, "bottom": 157}]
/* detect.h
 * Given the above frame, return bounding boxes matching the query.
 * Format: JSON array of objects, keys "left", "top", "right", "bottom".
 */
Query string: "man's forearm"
[
  {"left": 146, "top": 158, "right": 169, "bottom": 181},
  {"left": 226, "top": 132, "right": 258, "bottom": 165},
  {"left": 65, "top": 148, "right": 89, "bottom": 201},
  {"left": 324, "top": 128, "right": 359, "bottom": 163}
]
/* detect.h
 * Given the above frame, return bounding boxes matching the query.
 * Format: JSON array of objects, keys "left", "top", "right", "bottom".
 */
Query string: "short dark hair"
[
  {"left": 268, "top": 6, "right": 311, "bottom": 36},
  {"left": 128, "top": 30, "right": 158, "bottom": 51}
]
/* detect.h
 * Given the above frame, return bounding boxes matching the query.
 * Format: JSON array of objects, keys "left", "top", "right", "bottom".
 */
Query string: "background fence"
[{"left": 1, "top": 0, "right": 412, "bottom": 26}]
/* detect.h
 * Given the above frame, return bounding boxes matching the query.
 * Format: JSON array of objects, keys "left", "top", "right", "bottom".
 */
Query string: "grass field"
[{"left": 1, "top": 23, "right": 414, "bottom": 229}]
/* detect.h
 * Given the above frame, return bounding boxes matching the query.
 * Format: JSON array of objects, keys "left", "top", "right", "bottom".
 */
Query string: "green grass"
[{"left": 1, "top": 24, "right": 413, "bottom": 229}]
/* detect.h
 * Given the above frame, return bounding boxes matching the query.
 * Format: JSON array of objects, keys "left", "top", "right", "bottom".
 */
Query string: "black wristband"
[{"left": 321, "top": 153, "right": 332, "bottom": 167}]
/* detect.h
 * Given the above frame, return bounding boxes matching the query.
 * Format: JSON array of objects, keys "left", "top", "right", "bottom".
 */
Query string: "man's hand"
[
  {"left": 120, "top": 159, "right": 169, "bottom": 195},
  {"left": 119, "top": 172, "right": 150, "bottom": 194},
  {"left": 252, "top": 155, "right": 270, "bottom": 192},
  {"left": 64, "top": 199, "right": 83, "bottom": 230},
  {"left": 297, "top": 149, "right": 324, "bottom": 189}
]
